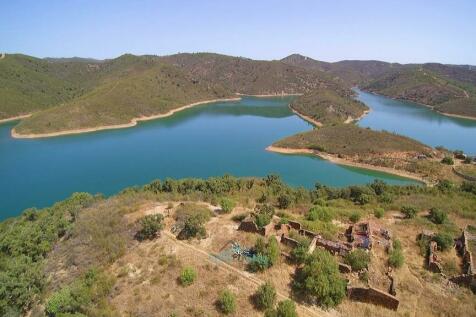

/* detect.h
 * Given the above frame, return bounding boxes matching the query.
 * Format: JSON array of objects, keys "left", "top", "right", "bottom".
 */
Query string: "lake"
[
  {"left": 356, "top": 89, "right": 476, "bottom": 155},
  {"left": 1, "top": 95, "right": 419, "bottom": 219}
]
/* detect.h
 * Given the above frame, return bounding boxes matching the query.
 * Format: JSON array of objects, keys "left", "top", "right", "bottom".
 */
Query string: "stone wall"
[
  {"left": 428, "top": 241, "right": 442, "bottom": 273},
  {"left": 348, "top": 286, "right": 399, "bottom": 311},
  {"left": 288, "top": 220, "right": 301, "bottom": 230},
  {"left": 238, "top": 220, "right": 259, "bottom": 233},
  {"left": 281, "top": 235, "right": 300, "bottom": 248}
]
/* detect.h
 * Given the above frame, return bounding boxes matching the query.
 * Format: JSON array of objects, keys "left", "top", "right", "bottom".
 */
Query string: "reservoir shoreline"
[
  {"left": 265, "top": 145, "right": 429, "bottom": 185},
  {"left": 0, "top": 114, "right": 32, "bottom": 124},
  {"left": 11, "top": 97, "right": 242, "bottom": 139}
]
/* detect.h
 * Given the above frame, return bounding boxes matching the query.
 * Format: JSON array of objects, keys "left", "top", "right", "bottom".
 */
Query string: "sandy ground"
[
  {"left": 11, "top": 97, "right": 242, "bottom": 139},
  {"left": 266, "top": 145, "right": 429, "bottom": 185},
  {"left": 236, "top": 93, "right": 303, "bottom": 97},
  {"left": 290, "top": 108, "right": 323, "bottom": 127},
  {"left": 0, "top": 113, "right": 32, "bottom": 124}
]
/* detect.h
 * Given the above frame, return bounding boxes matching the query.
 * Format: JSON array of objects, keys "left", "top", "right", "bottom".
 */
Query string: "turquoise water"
[
  {"left": 356, "top": 89, "right": 476, "bottom": 155},
  {"left": 0, "top": 96, "right": 416, "bottom": 220}
]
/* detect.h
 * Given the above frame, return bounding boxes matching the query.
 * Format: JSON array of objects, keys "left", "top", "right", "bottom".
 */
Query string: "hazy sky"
[{"left": 1, "top": 0, "right": 475, "bottom": 64}]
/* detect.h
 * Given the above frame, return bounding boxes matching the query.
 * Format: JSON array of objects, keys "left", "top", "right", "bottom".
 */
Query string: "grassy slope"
[
  {"left": 273, "top": 124, "right": 430, "bottom": 156},
  {"left": 15, "top": 62, "right": 231, "bottom": 134},
  {"left": 0, "top": 54, "right": 100, "bottom": 119},
  {"left": 290, "top": 87, "right": 369, "bottom": 125},
  {"left": 364, "top": 68, "right": 476, "bottom": 118}
]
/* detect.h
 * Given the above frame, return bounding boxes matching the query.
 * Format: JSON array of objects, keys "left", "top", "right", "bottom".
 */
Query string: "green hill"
[{"left": 289, "top": 86, "right": 368, "bottom": 125}]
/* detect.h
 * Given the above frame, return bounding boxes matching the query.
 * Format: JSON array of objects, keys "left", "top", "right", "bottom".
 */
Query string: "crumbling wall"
[
  {"left": 428, "top": 241, "right": 442, "bottom": 273},
  {"left": 288, "top": 220, "right": 301, "bottom": 230},
  {"left": 348, "top": 287, "right": 399, "bottom": 310},
  {"left": 238, "top": 220, "right": 259, "bottom": 233},
  {"left": 338, "top": 262, "right": 352, "bottom": 273},
  {"left": 281, "top": 235, "right": 300, "bottom": 248},
  {"left": 260, "top": 222, "right": 275, "bottom": 236}
]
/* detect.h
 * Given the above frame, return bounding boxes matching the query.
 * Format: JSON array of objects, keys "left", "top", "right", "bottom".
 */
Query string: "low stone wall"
[
  {"left": 238, "top": 220, "right": 259, "bottom": 233},
  {"left": 281, "top": 235, "right": 300, "bottom": 249},
  {"left": 348, "top": 286, "right": 399, "bottom": 310},
  {"left": 288, "top": 220, "right": 301, "bottom": 230},
  {"left": 428, "top": 241, "right": 442, "bottom": 273},
  {"left": 338, "top": 262, "right": 352, "bottom": 273},
  {"left": 453, "top": 167, "right": 476, "bottom": 182}
]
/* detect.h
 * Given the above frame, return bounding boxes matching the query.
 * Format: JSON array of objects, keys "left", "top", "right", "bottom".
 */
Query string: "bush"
[
  {"left": 344, "top": 249, "right": 370, "bottom": 271},
  {"left": 388, "top": 239, "right": 404, "bottom": 268},
  {"left": 266, "top": 236, "right": 280, "bottom": 266},
  {"left": 441, "top": 156, "right": 454, "bottom": 165},
  {"left": 277, "top": 193, "right": 292, "bottom": 209},
  {"left": 276, "top": 300, "right": 298, "bottom": 317},
  {"left": 374, "top": 208, "right": 384, "bottom": 219},
  {"left": 401, "top": 206, "right": 417, "bottom": 219},
  {"left": 217, "top": 290, "right": 236, "bottom": 315},
  {"left": 307, "top": 206, "right": 333, "bottom": 222},
  {"left": 349, "top": 212, "right": 361, "bottom": 223},
  {"left": 293, "top": 249, "right": 346, "bottom": 308},
  {"left": 255, "top": 282, "right": 276, "bottom": 310},
  {"left": 290, "top": 245, "right": 308, "bottom": 265},
  {"left": 255, "top": 213, "right": 272, "bottom": 229},
  {"left": 135, "top": 214, "right": 164, "bottom": 241},
  {"left": 179, "top": 267, "right": 197, "bottom": 286},
  {"left": 248, "top": 254, "right": 271, "bottom": 272},
  {"left": 433, "top": 232, "right": 454, "bottom": 251},
  {"left": 220, "top": 198, "right": 236, "bottom": 213},
  {"left": 429, "top": 207, "right": 448, "bottom": 224}
]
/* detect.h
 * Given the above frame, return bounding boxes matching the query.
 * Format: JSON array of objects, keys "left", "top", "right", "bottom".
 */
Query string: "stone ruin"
[
  {"left": 346, "top": 222, "right": 373, "bottom": 250},
  {"left": 347, "top": 286, "right": 399, "bottom": 310},
  {"left": 428, "top": 240, "right": 443, "bottom": 273},
  {"left": 450, "top": 226, "right": 476, "bottom": 291}
]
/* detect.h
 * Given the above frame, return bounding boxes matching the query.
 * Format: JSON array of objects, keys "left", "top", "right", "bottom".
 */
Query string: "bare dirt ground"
[{"left": 108, "top": 202, "right": 476, "bottom": 317}]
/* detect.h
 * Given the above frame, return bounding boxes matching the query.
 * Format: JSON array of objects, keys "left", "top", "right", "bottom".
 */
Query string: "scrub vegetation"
[{"left": 0, "top": 174, "right": 475, "bottom": 316}]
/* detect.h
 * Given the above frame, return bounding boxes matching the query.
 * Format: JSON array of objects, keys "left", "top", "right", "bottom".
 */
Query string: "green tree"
[
  {"left": 290, "top": 245, "right": 308, "bottom": 265},
  {"left": 429, "top": 208, "right": 448, "bottom": 224},
  {"left": 248, "top": 254, "right": 270, "bottom": 272},
  {"left": 349, "top": 212, "right": 361, "bottom": 223},
  {"left": 293, "top": 249, "right": 346, "bottom": 308},
  {"left": 254, "top": 282, "right": 277, "bottom": 310},
  {"left": 179, "top": 267, "right": 197, "bottom": 286},
  {"left": 277, "top": 193, "right": 292, "bottom": 209},
  {"left": 220, "top": 198, "right": 236, "bottom": 213},
  {"left": 255, "top": 213, "right": 272, "bottom": 229},
  {"left": 135, "top": 214, "right": 164, "bottom": 241},
  {"left": 217, "top": 290, "right": 236, "bottom": 315},
  {"left": 344, "top": 249, "right": 370, "bottom": 271}
]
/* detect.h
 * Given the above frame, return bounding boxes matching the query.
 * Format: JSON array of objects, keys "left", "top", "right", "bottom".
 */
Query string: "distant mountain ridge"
[{"left": 1, "top": 52, "right": 475, "bottom": 136}]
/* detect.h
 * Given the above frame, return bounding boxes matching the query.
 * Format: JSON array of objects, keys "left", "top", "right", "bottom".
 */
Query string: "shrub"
[
  {"left": 255, "top": 282, "right": 277, "bottom": 310},
  {"left": 433, "top": 232, "right": 454, "bottom": 251},
  {"left": 248, "top": 254, "right": 271, "bottom": 272},
  {"left": 374, "top": 208, "right": 384, "bottom": 219},
  {"left": 349, "top": 212, "right": 361, "bottom": 223},
  {"left": 429, "top": 208, "right": 448, "bottom": 224},
  {"left": 266, "top": 236, "right": 280, "bottom": 266},
  {"left": 179, "top": 267, "right": 197, "bottom": 286},
  {"left": 277, "top": 193, "right": 292, "bottom": 209},
  {"left": 307, "top": 206, "right": 333, "bottom": 222},
  {"left": 255, "top": 213, "right": 272, "bottom": 229},
  {"left": 344, "top": 249, "right": 370, "bottom": 271},
  {"left": 217, "top": 290, "right": 236, "bottom": 315},
  {"left": 276, "top": 300, "right": 298, "bottom": 317},
  {"left": 135, "top": 214, "right": 164, "bottom": 241},
  {"left": 293, "top": 249, "right": 346, "bottom": 308},
  {"left": 370, "top": 179, "right": 387, "bottom": 195},
  {"left": 255, "top": 236, "right": 267, "bottom": 254},
  {"left": 441, "top": 156, "right": 454, "bottom": 165},
  {"left": 401, "top": 206, "right": 417, "bottom": 219},
  {"left": 290, "top": 245, "right": 308, "bottom": 265},
  {"left": 220, "top": 198, "right": 235, "bottom": 213},
  {"left": 388, "top": 239, "right": 404, "bottom": 268}
]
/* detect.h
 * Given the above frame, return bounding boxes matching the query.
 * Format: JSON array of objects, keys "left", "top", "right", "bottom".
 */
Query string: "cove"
[
  {"left": 0, "top": 96, "right": 415, "bottom": 220},
  {"left": 355, "top": 89, "right": 476, "bottom": 155}
]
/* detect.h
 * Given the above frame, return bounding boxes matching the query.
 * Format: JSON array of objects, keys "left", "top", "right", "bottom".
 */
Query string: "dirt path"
[{"left": 162, "top": 231, "right": 332, "bottom": 317}]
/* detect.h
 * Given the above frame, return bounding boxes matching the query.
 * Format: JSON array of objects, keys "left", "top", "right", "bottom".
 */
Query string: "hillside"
[
  {"left": 289, "top": 86, "right": 369, "bottom": 125},
  {"left": 270, "top": 124, "right": 459, "bottom": 183},
  {"left": 159, "top": 53, "right": 334, "bottom": 95},
  {"left": 0, "top": 54, "right": 100, "bottom": 119},
  {"left": 364, "top": 68, "right": 476, "bottom": 118},
  {"left": 14, "top": 62, "right": 231, "bottom": 135},
  {"left": 1, "top": 176, "right": 475, "bottom": 316}
]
